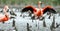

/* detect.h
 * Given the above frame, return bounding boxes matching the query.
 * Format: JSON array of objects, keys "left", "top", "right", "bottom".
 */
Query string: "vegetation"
[{"left": 0, "top": 0, "right": 60, "bottom": 6}]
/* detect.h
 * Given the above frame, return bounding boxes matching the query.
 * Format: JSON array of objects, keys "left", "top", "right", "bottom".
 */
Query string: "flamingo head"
[{"left": 3, "top": 5, "right": 9, "bottom": 12}]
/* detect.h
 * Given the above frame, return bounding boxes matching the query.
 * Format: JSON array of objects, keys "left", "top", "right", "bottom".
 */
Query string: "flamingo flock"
[
  {"left": 0, "top": 1, "right": 60, "bottom": 31},
  {"left": 0, "top": 1, "right": 57, "bottom": 23}
]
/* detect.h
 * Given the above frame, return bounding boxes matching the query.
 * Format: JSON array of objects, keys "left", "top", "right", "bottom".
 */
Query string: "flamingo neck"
[
  {"left": 38, "top": 2, "right": 41, "bottom": 9},
  {"left": 3, "top": 9, "right": 9, "bottom": 19}
]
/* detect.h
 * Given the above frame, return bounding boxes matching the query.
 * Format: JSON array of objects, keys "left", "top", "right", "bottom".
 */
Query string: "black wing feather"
[
  {"left": 43, "top": 7, "right": 57, "bottom": 14},
  {"left": 21, "top": 6, "right": 34, "bottom": 13}
]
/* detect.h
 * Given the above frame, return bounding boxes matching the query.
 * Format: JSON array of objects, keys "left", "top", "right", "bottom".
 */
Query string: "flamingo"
[
  {"left": 0, "top": 5, "right": 10, "bottom": 23},
  {"left": 21, "top": 1, "right": 57, "bottom": 19}
]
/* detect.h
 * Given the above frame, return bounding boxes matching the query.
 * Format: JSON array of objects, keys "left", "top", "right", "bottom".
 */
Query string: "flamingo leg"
[{"left": 2, "top": 21, "right": 5, "bottom": 24}]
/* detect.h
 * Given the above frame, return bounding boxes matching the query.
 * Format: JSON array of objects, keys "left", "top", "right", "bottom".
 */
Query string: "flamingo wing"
[
  {"left": 21, "top": 6, "right": 36, "bottom": 13},
  {"left": 43, "top": 6, "right": 57, "bottom": 14}
]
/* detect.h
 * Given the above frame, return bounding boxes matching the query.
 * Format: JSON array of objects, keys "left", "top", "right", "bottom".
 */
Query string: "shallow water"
[{"left": 0, "top": 9, "right": 60, "bottom": 31}]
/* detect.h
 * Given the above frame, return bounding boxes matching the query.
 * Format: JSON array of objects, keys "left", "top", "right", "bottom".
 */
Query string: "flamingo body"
[
  {"left": 33, "top": 8, "right": 43, "bottom": 16},
  {"left": 0, "top": 14, "right": 9, "bottom": 22}
]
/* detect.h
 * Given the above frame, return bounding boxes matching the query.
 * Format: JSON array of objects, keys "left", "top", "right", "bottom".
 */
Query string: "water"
[{"left": 0, "top": 9, "right": 60, "bottom": 31}]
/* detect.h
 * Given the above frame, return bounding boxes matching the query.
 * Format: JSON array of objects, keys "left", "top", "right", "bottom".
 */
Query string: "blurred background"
[
  {"left": 0, "top": 0, "right": 60, "bottom": 12},
  {"left": 0, "top": 0, "right": 60, "bottom": 6}
]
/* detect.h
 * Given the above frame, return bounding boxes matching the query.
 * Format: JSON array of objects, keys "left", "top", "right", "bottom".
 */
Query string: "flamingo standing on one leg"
[{"left": 0, "top": 5, "right": 10, "bottom": 23}]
